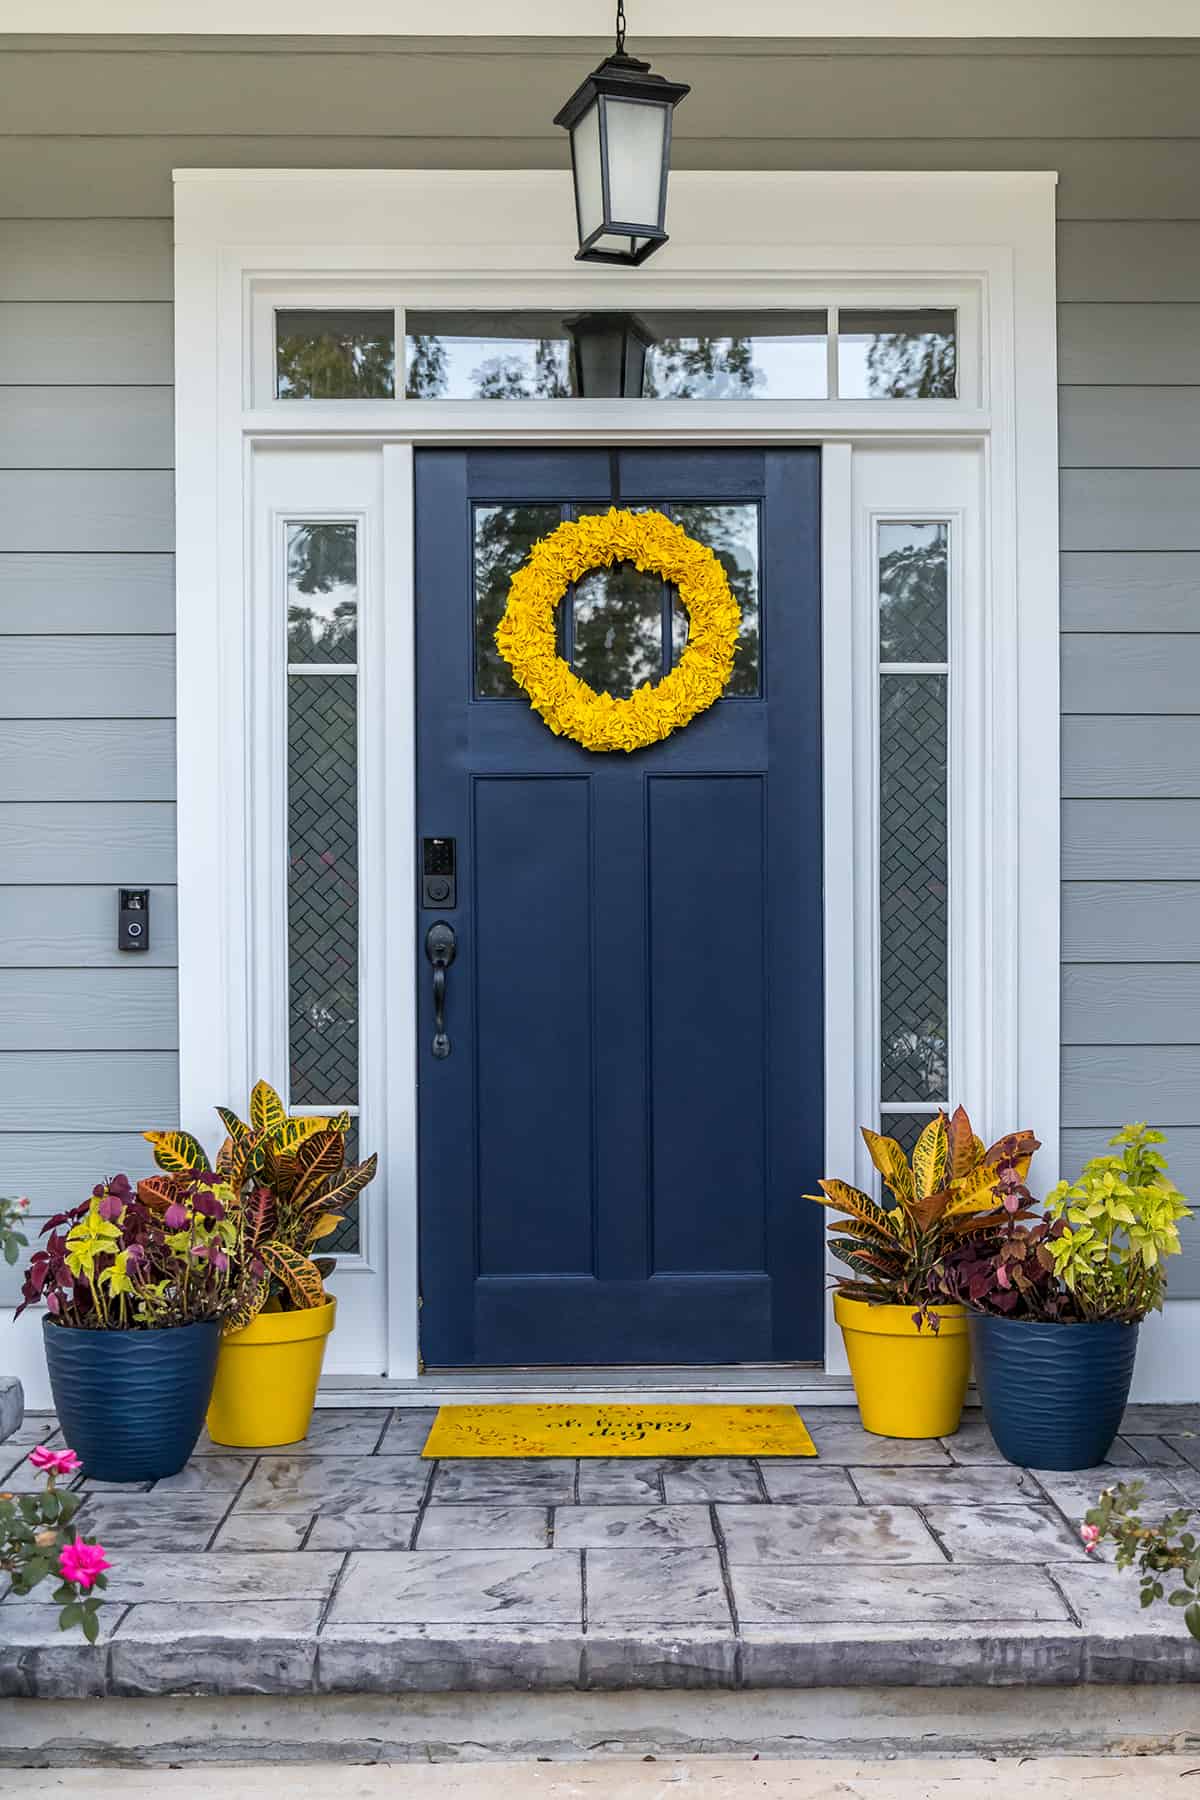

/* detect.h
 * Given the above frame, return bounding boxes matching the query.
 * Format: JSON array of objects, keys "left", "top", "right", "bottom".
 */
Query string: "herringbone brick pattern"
[{"left": 880, "top": 674, "right": 947, "bottom": 1104}]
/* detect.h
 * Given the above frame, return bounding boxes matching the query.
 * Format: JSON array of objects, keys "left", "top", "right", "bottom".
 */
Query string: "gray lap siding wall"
[{"left": 0, "top": 35, "right": 1197, "bottom": 1293}]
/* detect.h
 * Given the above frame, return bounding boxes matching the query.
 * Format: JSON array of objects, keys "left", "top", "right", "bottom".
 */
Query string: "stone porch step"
[{"left": 3, "top": 1404, "right": 1199, "bottom": 1701}]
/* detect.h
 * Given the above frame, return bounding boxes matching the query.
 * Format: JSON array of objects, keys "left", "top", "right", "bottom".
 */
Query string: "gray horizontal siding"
[
  {"left": 0, "top": 1052, "right": 178, "bottom": 1129},
  {"left": 0, "top": 303, "right": 172, "bottom": 384},
  {"left": 0, "top": 555, "right": 174, "bottom": 634},
  {"left": 0, "top": 35, "right": 1198, "bottom": 1293},
  {"left": 0, "top": 969, "right": 177, "bottom": 1050},
  {"left": 1062, "top": 719, "right": 1200, "bottom": 799},
  {"left": 0, "top": 804, "right": 176, "bottom": 883},
  {"left": 0, "top": 1130, "right": 161, "bottom": 1200},
  {"left": 3, "top": 135, "right": 1200, "bottom": 221},
  {"left": 1060, "top": 554, "right": 1200, "bottom": 632},
  {"left": 3, "top": 45, "right": 1200, "bottom": 140},
  {"left": 1059, "top": 389, "right": 1200, "bottom": 471},
  {"left": 0, "top": 886, "right": 177, "bottom": 966},
  {"left": 0, "top": 389, "right": 173, "bottom": 470},
  {"left": 1063, "top": 965, "right": 1200, "bottom": 1045},
  {"left": 0, "top": 220, "right": 172, "bottom": 300},
  {"left": 1064, "top": 802, "right": 1200, "bottom": 880},
  {"left": 0, "top": 722, "right": 175, "bottom": 801},
  {"left": 1063, "top": 1047, "right": 1200, "bottom": 1126},
  {"left": 0, "top": 637, "right": 174, "bottom": 718},
  {"left": 1063, "top": 883, "right": 1200, "bottom": 963},
  {"left": 1062, "top": 636, "right": 1200, "bottom": 714},
  {"left": 0, "top": 472, "right": 174, "bottom": 552},
  {"left": 1057, "top": 224, "right": 1200, "bottom": 303},
  {"left": 1058, "top": 305, "right": 1200, "bottom": 387},
  {"left": 1061, "top": 472, "right": 1200, "bottom": 552}
]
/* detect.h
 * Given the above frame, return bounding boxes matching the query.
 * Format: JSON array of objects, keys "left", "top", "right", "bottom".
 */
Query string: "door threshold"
[{"left": 319, "top": 1363, "right": 857, "bottom": 1407}]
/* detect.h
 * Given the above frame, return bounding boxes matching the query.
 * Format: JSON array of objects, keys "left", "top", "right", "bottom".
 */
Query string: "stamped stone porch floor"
[{"left": 2, "top": 1404, "right": 1199, "bottom": 1697}]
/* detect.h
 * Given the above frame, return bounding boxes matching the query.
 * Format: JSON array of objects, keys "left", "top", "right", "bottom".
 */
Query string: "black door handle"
[{"left": 425, "top": 921, "right": 457, "bottom": 1059}]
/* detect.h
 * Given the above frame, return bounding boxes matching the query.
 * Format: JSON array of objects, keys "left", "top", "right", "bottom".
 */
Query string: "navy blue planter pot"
[
  {"left": 968, "top": 1314, "right": 1139, "bottom": 1470},
  {"left": 43, "top": 1318, "right": 220, "bottom": 1483}
]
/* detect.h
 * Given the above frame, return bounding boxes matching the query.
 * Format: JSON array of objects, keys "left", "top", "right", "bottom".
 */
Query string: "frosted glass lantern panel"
[
  {"left": 604, "top": 98, "right": 667, "bottom": 227},
  {"left": 571, "top": 101, "right": 605, "bottom": 242}
]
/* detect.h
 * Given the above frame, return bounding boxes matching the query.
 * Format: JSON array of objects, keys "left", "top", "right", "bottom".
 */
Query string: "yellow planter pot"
[
  {"left": 206, "top": 1296, "right": 336, "bottom": 1449},
  {"left": 834, "top": 1293, "right": 969, "bottom": 1439}
]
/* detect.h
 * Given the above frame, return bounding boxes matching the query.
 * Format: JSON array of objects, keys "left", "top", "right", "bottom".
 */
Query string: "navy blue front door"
[{"left": 416, "top": 448, "right": 823, "bottom": 1366}]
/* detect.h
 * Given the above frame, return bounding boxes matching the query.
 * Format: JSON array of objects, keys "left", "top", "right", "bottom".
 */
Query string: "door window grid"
[
  {"left": 877, "top": 520, "right": 950, "bottom": 1159},
  {"left": 471, "top": 498, "right": 762, "bottom": 703},
  {"left": 285, "top": 519, "right": 363, "bottom": 1255}
]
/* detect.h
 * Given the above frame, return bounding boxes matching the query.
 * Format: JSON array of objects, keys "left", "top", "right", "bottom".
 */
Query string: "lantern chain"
[{"left": 615, "top": 0, "right": 627, "bottom": 54}]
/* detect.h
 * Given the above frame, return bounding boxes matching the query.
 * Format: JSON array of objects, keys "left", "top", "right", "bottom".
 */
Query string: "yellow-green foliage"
[{"left": 1044, "top": 1124, "right": 1192, "bottom": 1320}]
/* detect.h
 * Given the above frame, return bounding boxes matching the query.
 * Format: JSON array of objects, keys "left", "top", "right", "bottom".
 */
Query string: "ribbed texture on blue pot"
[
  {"left": 43, "top": 1319, "right": 220, "bottom": 1483},
  {"left": 968, "top": 1314, "right": 1138, "bottom": 1471}
]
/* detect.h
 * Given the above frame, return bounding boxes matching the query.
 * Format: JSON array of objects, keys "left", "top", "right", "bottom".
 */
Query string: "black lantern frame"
[
  {"left": 564, "top": 311, "right": 656, "bottom": 398},
  {"left": 554, "top": 51, "right": 690, "bottom": 268}
]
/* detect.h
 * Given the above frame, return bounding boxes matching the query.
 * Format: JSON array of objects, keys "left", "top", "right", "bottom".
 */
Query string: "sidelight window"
[
  {"left": 285, "top": 520, "right": 362, "bottom": 1251},
  {"left": 877, "top": 521, "right": 950, "bottom": 1155}
]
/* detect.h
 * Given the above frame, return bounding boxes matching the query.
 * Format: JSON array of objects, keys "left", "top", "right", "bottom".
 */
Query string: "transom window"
[{"left": 271, "top": 305, "right": 958, "bottom": 403}]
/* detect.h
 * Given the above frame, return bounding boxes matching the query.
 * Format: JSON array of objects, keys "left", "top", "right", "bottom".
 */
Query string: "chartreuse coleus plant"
[
  {"left": 143, "top": 1080, "right": 377, "bottom": 1327},
  {"left": 806, "top": 1106, "right": 1040, "bottom": 1326},
  {"left": 1042, "top": 1124, "right": 1192, "bottom": 1322}
]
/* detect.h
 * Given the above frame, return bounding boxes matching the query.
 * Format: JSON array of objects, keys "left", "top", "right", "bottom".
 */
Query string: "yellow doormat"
[{"left": 421, "top": 1403, "right": 817, "bottom": 1459}]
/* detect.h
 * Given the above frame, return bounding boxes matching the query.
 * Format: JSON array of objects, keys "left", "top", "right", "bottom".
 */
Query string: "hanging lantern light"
[
  {"left": 554, "top": 2, "right": 690, "bottom": 267},
  {"left": 564, "top": 311, "right": 656, "bottom": 397}
]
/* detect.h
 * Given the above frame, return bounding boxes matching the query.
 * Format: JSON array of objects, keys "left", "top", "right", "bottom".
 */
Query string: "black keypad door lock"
[{"left": 422, "top": 837, "right": 456, "bottom": 909}]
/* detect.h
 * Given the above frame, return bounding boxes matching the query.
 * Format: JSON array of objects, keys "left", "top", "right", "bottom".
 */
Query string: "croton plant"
[
  {"left": 806, "top": 1106, "right": 1040, "bottom": 1326},
  {"left": 142, "top": 1080, "right": 377, "bottom": 1326}
]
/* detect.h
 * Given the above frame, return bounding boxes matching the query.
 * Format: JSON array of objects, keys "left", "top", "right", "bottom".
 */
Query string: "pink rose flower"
[
  {"left": 1080, "top": 1523, "right": 1101, "bottom": 1554},
  {"left": 57, "top": 1537, "right": 110, "bottom": 1590},
  {"left": 28, "top": 1446, "right": 82, "bottom": 1478}
]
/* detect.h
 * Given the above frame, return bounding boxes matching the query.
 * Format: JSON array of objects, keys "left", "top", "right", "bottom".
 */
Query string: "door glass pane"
[
  {"left": 474, "top": 503, "right": 563, "bottom": 697},
  {"left": 406, "top": 310, "right": 827, "bottom": 399},
  {"left": 838, "top": 308, "right": 957, "bottom": 399},
  {"left": 287, "top": 522, "right": 357, "bottom": 664},
  {"left": 880, "top": 675, "right": 948, "bottom": 1103},
  {"left": 287, "top": 674, "right": 359, "bottom": 1109},
  {"left": 276, "top": 309, "right": 396, "bottom": 399},
  {"left": 878, "top": 1112, "right": 941, "bottom": 1159},
  {"left": 878, "top": 521, "right": 947, "bottom": 663},
  {"left": 671, "top": 502, "right": 761, "bottom": 696},
  {"left": 313, "top": 1121, "right": 360, "bottom": 1254},
  {"left": 571, "top": 560, "right": 665, "bottom": 697}
]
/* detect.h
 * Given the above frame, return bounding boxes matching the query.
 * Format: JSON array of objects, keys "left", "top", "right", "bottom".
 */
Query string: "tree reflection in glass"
[
  {"left": 571, "top": 560, "right": 665, "bottom": 697},
  {"left": 287, "top": 523, "right": 357, "bottom": 665},
  {"left": 474, "top": 504, "right": 563, "bottom": 697},
  {"left": 878, "top": 522, "right": 948, "bottom": 664},
  {"left": 672, "top": 503, "right": 760, "bottom": 695}
]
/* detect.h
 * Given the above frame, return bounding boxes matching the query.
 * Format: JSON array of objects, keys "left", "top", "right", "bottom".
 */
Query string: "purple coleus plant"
[{"left": 17, "top": 1173, "right": 249, "bottom": 1330}]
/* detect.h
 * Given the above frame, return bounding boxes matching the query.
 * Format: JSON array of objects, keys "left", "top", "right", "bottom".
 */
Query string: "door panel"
[{"left": 416, "top": 446, "right": 823, "bottom": 1366}]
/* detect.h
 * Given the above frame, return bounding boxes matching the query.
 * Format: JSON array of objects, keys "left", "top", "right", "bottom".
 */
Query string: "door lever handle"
[{"left": 424, "top": 921, "right": 457, "bottom": 1059}]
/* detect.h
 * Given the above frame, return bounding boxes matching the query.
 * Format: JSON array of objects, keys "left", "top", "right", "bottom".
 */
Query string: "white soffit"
[{"left": 8, "top": 0, "right": 1197, "bottom": 34}]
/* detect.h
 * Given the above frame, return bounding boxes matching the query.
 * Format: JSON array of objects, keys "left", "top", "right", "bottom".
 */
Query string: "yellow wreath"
[{"left": 495, "top": 508, "right": 741, "bottom": 753}]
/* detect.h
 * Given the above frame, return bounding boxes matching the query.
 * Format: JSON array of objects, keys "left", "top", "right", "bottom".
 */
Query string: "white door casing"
[{"left": 171, "top": 169, "right": 1061, "bottom": 1383}]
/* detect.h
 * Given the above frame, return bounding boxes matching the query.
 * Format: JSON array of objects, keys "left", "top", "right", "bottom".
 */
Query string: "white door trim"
[{"left": 173, "top": 167, "right": 1061, "bottom": 1381}]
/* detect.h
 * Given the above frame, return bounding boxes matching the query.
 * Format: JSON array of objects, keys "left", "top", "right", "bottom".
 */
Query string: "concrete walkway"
[
  {"left": 2, "top": 1404, "right": 1199, "bottom": 1697},
  {"left": 4, "top": 1760, "right": 1200, "bottom": 1797}
]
